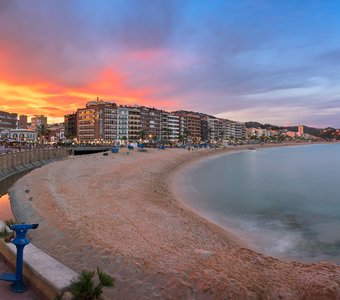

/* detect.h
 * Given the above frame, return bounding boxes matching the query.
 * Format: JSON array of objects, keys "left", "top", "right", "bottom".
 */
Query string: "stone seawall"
[{"left": 0, "top": 148, "right": 68, "bottom": 181}]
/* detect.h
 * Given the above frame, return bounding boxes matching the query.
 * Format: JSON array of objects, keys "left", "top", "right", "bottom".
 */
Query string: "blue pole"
[
  {"left": 11, "top": 244, "right": 26, "bottom": 292},
  {"left": 0, "top": 223, "right": 39, "bottom": 293}
]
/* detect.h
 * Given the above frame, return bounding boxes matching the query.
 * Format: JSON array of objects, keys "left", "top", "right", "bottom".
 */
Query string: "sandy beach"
[{"left": 9, "top": 144, "right": 340, "bottom": 299}]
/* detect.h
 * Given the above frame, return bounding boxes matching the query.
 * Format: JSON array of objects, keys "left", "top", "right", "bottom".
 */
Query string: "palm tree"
[
  {"left": 219, "top": 131, "right": 225, "bottom": 144},
  {"left": 38, "top": 124, "right": 49, "bottom": 145},
  {"left": 183, "top": 129, "right": 191, "bottom": 144},
  {"left": 55, "top": 268, "right": 114, "bottom": 300},
  {"left": 138, "top": 130, "right": 146, "bottom": 141}
]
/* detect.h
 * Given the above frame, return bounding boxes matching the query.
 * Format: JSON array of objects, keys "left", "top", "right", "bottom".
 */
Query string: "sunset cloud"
[{"left": 1, "top": 0, "right": 340, "bottom": 127}]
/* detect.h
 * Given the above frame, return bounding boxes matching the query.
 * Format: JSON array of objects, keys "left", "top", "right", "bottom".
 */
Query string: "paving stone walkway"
[{"left": 0, "top": 259, "right": 40, "bottom": 300}]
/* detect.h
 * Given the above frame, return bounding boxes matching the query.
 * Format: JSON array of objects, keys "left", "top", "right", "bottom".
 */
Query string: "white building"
[
  {"left": 103, "top": 106, "right": 117, "bottom": 142},
  {"left": 9, "top": 129, "right": 37, "bottom": 142},
  {"left": 167, "top": 114, "right": 180, "bottom": 141},
  {"left": 117, "top": 107, "right": 129, "bottom": 143}
]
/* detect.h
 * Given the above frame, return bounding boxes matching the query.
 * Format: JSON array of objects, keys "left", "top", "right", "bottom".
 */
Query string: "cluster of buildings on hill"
[
  {"left": 1, "top": 98, "right": 321, "bottom": 146},
  {"left": 64, "top": 98, "right": 246, "bottom": 144},
  {"left": 247, "top": 125, "right": 317, "bottom": 141}
]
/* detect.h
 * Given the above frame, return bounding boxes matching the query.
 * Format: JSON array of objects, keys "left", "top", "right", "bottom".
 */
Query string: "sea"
[{"left": 176, "top": 144, "right": 340, "bottom": 264}]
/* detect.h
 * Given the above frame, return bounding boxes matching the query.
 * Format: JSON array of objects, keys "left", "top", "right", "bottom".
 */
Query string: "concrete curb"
[
  {"left": 0, "top": 239, "right": 77, "bottom": 299},
  {"left": 0, "top": 150, "right": 76, "bottom": 299}
]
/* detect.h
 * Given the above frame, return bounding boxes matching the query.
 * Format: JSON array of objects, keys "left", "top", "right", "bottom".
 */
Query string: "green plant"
[
  {"left": 54, "top": 294, "right": 63, "bottom": 300},
  {"left": 0, "top": 219, "right": 16, "bottom": 242},
  {"left": 55, "top": 267, "right": 114, "bottom": 300},
  {"left": 5, "top": 219, "right": 15, "bottom": 227},
  {"left": 0, "top": 228, "right": 14, "bottom": 242}
]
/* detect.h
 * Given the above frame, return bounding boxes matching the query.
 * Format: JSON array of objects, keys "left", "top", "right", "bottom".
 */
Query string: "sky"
[{"left": 1, "top": 0, "right": 340, "bottom": 127}]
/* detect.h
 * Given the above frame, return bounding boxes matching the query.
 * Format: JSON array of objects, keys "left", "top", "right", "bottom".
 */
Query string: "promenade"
[
  {"left": 0, "top": 147, "right": 70, "bottom": 300},
  {"left": 0, "top": 260, "right": 38, "bottom": 300}
]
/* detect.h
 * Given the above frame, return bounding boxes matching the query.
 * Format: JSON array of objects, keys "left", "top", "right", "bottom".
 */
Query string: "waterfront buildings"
[
  {"left": 77, "top": 99, "right": 118, "bottom": 143},
  {"left": 173, "top": 111, "right": 202, "bottom": 143},
  {"left": 117, "top": 106, "right": 129, "bottom": 142},
  {"left": 68, "top": 99, "right": 247, "bottom": 144},
  {"left": 47, "top": 123, "right": 65, "bottom": 143},
  {"left": 8, "top": 129, "right": 37, "bottom": 142},
  {"left": 0, "top": 105, "right": 320, "bottom": 145},
  {"left": 139, "top": 106, "right": 162, "bottom": 141},
  {"left": 18, "top": 115, "right": 28, "bottom": 129},
  {"left": 127, "top": 106, "right": 141, "bottom": 141},
  {"left": 64, "top": 113, "right": 77, "bottom": 141},
  {"left": 0, "top": 111, "right": 18, "bottom": 131},
  {"left": 30, "top": 115, "right": 47, "bottom": 131},
  {"left": 203, "top": 117, "right": 246, "bottom": 143},
  {"left": 77, "top": 106, "right": 96, "bottom": 142},
  {"left": 103, "top": 105, "right": 118, "bottom": 142},
  {"left": 161, "top": 112, "right": 179, "bottom": 142},
  {"left": 0, "top": 112, "right": 40, "bottom": 143},
  {"left": 206, "top": 117, "right": 221, "bottom": 141}
]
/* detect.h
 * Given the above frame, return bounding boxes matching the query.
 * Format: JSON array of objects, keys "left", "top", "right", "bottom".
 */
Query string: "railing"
[{"left": 0, "top": 148, "right": 67, "bottom": 176}]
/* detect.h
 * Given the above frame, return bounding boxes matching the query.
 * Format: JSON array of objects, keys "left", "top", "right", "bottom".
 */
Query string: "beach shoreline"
[
  {"left": 9, "top": 143, "right": 340, "bottom": 299},
  {"left": 169, "top": 143, "right": 340, "bottom": 264}
]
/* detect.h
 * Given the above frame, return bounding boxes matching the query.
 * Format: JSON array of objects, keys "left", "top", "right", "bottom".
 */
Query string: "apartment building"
[
  {"left": 158, "top": 112, "right": 179, "bottom": 142},
  {"left": 127, "top": 106, "right": 141, "bottom": 142},
  {"left": 160, "top": 112, "right": 169, "bottom": 141},
  {"left": 31, "top": 115, "right": 47, "bottom": 131},
  {"left": 117, "top": 106, "right": 129, "bottom": 142},
  {"left": 178, "top": 115, "right": 186, "bottom": 140},
  {"left": 104, "top": 106, "right": 117, "bottom": 141},
  {"left": 167, "top": 114, "right": 180, "bottom": 142},
  {"left": 174, "top": 111, "right": 202, "bottom": 142},
  {"left": 64, "top": 113, "right": 77, "bottom": 140},
  {"left": 140, "top": 107, "right": 162, "bottom": 141},
  {"left": 18, "top": 115, "right": 28, "bottom": 129},
  {"left": 77, "top": 99, "right": 117, "bottom": 142},
  {"left": 233, "top": 121, "right": 246, "bottom": 139},
  {"left": 218, "top": 118, "right": 231, "bottom": 140},
  {"left": 207, "top": 118, "right": 221, "bottom": 141},
  {"left": 0, "top": 111, "right": 17, "bottom": 132}
]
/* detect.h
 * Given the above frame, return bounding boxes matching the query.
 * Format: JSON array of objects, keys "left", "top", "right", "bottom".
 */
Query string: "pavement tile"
[{"left": 0, "top": 258, "right": 41, "bottom": 300}]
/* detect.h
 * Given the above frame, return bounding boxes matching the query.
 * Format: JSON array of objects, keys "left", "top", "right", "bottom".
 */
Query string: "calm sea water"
[
  {"left": 177, "top": 144, "right": 340, "bottom": 264},
  {"left": 0, "top": 171, "right": 29, "bottom": 221}
]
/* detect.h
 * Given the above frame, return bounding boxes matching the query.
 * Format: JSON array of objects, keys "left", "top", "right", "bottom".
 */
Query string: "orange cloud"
[
  {"left": 0, "top": 66, "right": 178, "bottom": 124},
  {"left": 0, "top": 33, "right": 181, "bottom": 124}
]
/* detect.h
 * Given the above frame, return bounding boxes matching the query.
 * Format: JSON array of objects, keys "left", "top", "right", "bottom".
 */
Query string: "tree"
[
  {"left": 219, "top": 130, "right": 225, "bottom": 144},
  {"left": 183, "top": 129, "right": 191, "bottom": 144},
  {"left": 207, "top": 128, "right": 212, "bottom": 143},
  {"left": 138, "top": 130, "right": 146, "bottom": 141},
  {"left": 37, "top": 124, "right": 49, "bottom": 144}
]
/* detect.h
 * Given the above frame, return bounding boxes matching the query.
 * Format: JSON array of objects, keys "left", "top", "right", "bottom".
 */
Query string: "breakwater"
[{"left": 0, "top": 148, "right": 68, "bottom": 181}]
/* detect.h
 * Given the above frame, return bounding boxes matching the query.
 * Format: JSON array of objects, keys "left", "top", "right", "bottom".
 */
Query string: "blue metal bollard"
[{"left": 0, "top": 223, "right": 39, "bottom": 293}]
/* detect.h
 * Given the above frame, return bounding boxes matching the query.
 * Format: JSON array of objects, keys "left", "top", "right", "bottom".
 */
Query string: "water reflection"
[
  {"left": 0, "top": 171, "right": 30, "bottom": 221},
  {"left": 0, "top": 193, "right": 13, "bottom": 220}
]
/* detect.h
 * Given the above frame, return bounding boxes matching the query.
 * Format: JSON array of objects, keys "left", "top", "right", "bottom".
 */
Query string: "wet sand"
[{"left": 9, "top": 145, "right": 340, "bottom": 299}]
